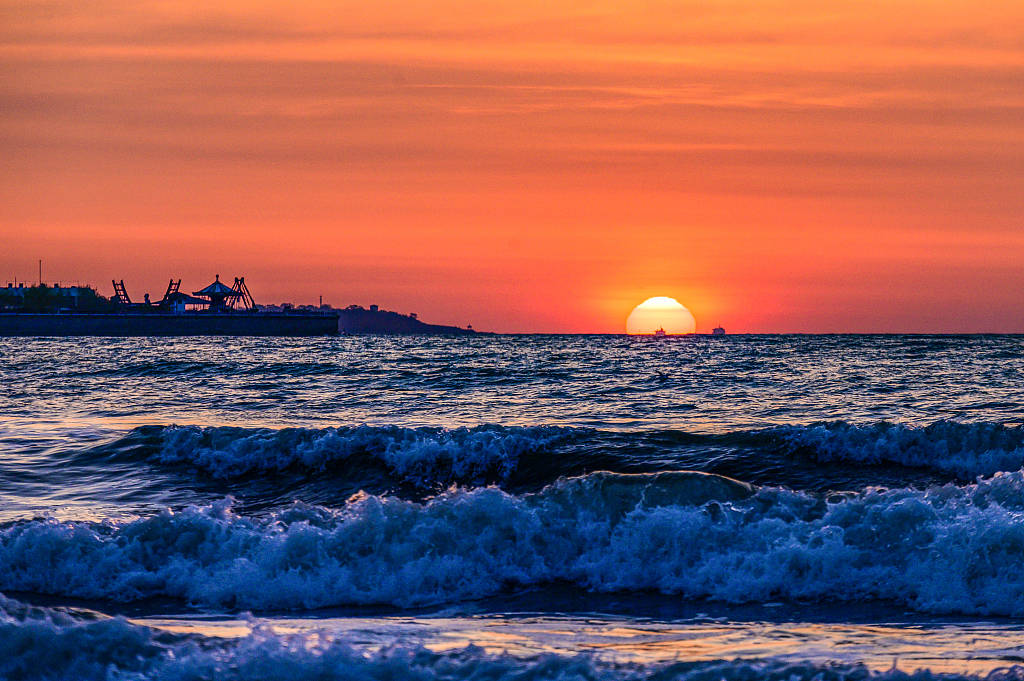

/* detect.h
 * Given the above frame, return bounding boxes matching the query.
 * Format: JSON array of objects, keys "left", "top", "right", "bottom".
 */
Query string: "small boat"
[
  {"left": 712, "top": 326, "right": 725, "bottom": 336},
  {"left": 654, "top": 327, "right": 667, "bottom": 337}
]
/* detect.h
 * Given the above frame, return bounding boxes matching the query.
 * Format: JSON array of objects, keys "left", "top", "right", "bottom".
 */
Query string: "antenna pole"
[{"left": 38, "top": 259, "right": 42, "bottom": 285}]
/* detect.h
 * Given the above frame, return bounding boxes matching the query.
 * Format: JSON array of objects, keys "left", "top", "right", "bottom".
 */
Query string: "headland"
[{"left": 336, "top": 304, "right": 475, "bottom": 335}]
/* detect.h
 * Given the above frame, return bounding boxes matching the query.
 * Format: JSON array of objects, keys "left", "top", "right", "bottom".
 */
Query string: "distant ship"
[
  {"left": 712, "top": 326, "right": 726, "bottom": 336},
  {"left": 654, "top": 327, "right": 667, "bottom": 337}
]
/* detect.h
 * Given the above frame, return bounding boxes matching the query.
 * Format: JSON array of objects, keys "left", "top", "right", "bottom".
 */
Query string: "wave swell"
[
  {"left": 89, "top": 421, "right": 1024, "bottom": 495},
  {"left": 129, "top": 424, "right": 577, "bottom": 490}
]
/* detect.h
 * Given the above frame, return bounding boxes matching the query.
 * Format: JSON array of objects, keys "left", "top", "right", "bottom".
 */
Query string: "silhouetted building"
[{"left": 193, "top": 275, "right": 243, "bottom": 312}]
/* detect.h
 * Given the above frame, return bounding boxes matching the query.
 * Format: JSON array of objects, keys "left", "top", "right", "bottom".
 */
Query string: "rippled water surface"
[
  {"left": 3, "top": 334, "right": 1024, "bottom": 680},
  {"left": 6, "top": 335, "right": 1024, "bottom": 432}
]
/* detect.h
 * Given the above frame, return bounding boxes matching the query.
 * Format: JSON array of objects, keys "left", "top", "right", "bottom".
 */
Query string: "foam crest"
[
  {"left": 6, "top": 471, "right": 1024, "bottom": 615},
  {"left": 774, "top": 421, "right": 1024, "bottom": 478},
  {"left": 154, "top": 424, "right": 573, "bottom": 486}
]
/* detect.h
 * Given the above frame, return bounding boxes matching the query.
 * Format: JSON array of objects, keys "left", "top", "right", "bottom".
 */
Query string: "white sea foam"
[{"left": 5, "top": 471, "right": 1024, "bottom": 615}]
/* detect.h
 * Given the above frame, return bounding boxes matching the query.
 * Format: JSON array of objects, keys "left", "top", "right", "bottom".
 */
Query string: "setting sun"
[{"left": 626, "top": 297, "right": 697, "bottom": 335}]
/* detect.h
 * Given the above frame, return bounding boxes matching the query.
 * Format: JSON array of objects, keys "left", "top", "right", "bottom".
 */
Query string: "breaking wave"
[
  {"left": 773, "top": 421, "right": 1024, "bottom": 479},
  {"left": 144, "top": 423, "right": 578, "bottom": 490},
  {"left": 80, "top": 420, "right": 1024, "bottom": 496},
  {"left": 2, "top": 594, "right": 1023, "bottom": 681},
  {"left": 6, "top": 469, "right": 1024, "bottom": 615}
]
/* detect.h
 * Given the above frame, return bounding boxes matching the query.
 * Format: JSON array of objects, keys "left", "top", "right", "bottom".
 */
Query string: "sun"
[{"left": 626, "top": 296, "right": 697, "bottom": 335}]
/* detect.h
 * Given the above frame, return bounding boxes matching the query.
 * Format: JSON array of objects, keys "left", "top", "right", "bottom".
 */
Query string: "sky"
[{"left": 2, "top": 0, "right": 1023, "bottom": 333}]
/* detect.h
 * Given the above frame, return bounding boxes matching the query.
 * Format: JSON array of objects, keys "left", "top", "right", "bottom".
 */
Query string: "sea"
[{"left": 3, "top": 334, "right": 1024, "bottom": 680}]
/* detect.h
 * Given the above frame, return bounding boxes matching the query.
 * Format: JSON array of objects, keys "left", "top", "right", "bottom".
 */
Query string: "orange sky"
[{"left": 2, "top": 0, "right": 1023, "bottom": 332}]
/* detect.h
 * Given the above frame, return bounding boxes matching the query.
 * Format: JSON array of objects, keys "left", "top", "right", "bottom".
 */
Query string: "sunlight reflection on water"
[
  {"left": 3, "top": 335, "right": 1023, "bottom": 441},
  {"left": 133, "top": 614, "right": 1024, "bottom": 675}
]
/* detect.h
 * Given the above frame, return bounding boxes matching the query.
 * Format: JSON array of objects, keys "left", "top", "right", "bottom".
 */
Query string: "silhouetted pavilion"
[{"left": 193, "top": 275, "right": 243, "bottom": 312}]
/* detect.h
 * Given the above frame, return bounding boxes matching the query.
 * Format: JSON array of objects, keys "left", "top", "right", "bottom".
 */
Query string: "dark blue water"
[{"left": 3, "top": 335, "right": 1024, "bottom": 680}]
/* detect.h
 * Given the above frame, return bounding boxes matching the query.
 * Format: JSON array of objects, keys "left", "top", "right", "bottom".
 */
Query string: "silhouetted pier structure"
[{"left": 1, "top": 274, "right": 338, "bottom": 336}]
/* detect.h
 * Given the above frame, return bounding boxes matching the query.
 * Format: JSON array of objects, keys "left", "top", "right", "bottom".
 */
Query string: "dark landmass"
[
  {"left": 1, "top": 284, "right": 479, "bottom": 336},
  {"left": 0, "top": 282, "right": 337, "bottom": 336},
  {"left": 337, "top": 305, "right": 476, "bottom": 335}
]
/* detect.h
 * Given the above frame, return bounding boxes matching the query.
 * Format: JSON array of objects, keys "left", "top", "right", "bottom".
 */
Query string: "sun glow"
[{"left": 626, "top": 297, "right": 697, "bottom": 335}]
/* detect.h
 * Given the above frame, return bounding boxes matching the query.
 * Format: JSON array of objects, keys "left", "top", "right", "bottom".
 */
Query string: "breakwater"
[{"left": 0, "top": 312, "right": 339, "bottom": 336}]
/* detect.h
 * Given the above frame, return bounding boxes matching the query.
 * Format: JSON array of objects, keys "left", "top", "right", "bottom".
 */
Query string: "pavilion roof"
[{"left": 193, "top": 275, "right": 241, "bottom": 297}]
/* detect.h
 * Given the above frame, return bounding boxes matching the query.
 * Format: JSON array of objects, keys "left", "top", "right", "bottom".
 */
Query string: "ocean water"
[{"left": 3, "top": 334, "right": 1024, "bottom": 680}]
